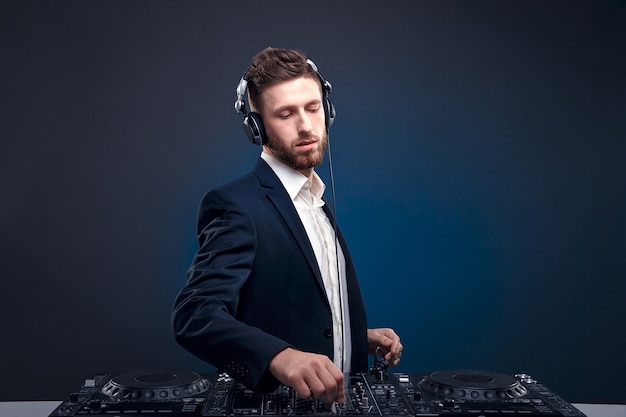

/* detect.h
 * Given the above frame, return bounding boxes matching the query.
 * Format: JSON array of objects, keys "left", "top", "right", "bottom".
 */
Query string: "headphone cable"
[{"left": 326, "top": 133, "right": 347, "bottom": 376}]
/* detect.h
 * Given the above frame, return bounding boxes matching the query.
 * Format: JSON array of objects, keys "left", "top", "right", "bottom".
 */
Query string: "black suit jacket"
[{"left": 172, "top": 158, "right": 368, "bottom": 392}]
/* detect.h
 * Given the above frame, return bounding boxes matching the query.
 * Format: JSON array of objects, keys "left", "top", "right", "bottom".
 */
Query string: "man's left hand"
[{"left": 367, "top": 328, "right": 403, "bottom": 367}]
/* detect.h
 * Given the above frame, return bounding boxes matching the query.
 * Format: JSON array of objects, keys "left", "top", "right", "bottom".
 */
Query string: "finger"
[
  {"left": 385, "top": 343, "right": 403, "bottom": 364},
  {"left": 307, "top": 376, "right": 327, "bottom": 400},
  {"left": 335, "top": 384, "right": 346, "bottom": 404},
  {"left": 316, "top": 364, "right": 344, "bottom": 403},
  {"left": 391, "top": 341, "right": 403, "bottom": 357},
  {"left": 289, "top": 376, "right": 315, "bottom": 399},
  {"left": 385, "top": 336, "right": 401, "bottom": 355}
]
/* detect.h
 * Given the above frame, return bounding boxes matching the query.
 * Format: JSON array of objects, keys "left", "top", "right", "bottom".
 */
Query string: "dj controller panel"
[{"left": 48, "top": 368, "right": 585, "bottom": 417}]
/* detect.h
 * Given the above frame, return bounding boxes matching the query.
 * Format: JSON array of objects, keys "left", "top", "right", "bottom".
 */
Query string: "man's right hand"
[{"left": 268, "top": 348, "right": 345, "bottom": 403}]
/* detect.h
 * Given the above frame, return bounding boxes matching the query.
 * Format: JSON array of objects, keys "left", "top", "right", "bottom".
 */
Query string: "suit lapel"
[{"left": 253, "top": 159, "right": 328, "bottom": 300}]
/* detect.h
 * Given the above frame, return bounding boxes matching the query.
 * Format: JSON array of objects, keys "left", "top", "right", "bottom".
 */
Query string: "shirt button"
[{"left": 324, "top": 327, "right": 332, "bottom": 338}]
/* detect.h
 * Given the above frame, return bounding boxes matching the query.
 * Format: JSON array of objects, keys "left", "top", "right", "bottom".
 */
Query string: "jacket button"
[{"left": 324, "top": 327, "right": 332, "bottom": 338}]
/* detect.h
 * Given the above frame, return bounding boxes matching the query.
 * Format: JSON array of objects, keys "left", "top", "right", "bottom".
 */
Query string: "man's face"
[{"left": 258, "top": 77, "right": 327, "bottom": 176}]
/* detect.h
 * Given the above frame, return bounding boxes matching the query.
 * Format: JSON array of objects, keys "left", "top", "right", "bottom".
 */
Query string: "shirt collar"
[{"left": 261, "top": 151, "right": 326, "bottom": 201}]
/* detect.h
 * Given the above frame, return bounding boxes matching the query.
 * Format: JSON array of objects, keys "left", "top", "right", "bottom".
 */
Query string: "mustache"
[
  {"left": 298, "top": 133, "right": 319, "bottom": 141},
  {"left": 296, "top": 132, "right": 326, "bottom": 145}
]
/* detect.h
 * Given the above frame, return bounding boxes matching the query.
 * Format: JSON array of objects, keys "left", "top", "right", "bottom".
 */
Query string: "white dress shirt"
[{"left": 261, "top": 151, "right": 352, "bottom": 373}]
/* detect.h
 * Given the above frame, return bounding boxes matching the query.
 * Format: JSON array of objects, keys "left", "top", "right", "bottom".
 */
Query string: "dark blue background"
[{"left": 1, "top": 0, "right": 625, "bottom": 404}]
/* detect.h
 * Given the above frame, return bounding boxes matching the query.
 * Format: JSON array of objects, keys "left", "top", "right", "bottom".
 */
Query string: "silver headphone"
[{"left": 234, "top": 59, "right": 336, "bottom": 146}]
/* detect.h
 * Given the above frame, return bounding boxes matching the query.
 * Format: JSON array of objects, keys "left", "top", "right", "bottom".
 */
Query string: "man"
[{"left": 171, "top": 47, "right": 402, "bottom": 404}]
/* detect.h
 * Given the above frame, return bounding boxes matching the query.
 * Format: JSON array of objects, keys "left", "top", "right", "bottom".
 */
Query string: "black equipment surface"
[{"left": 48, "top": 368, "right": 585, "bottom": 417}]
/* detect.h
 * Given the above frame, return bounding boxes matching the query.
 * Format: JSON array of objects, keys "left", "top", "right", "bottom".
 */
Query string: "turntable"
[
  {"left": 49, "top": 369, "right": 212, "bottom": 416},
  {"left": 48, "top": 368, "right": 586, "bottom": 417},
  {"left": 412, "top": 370, "right": 584, "bottom": 416}
]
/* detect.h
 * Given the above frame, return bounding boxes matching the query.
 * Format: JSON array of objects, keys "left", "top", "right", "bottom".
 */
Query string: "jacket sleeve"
[{"left": 171, "top": 188, "right": 289, "bottom": 392}]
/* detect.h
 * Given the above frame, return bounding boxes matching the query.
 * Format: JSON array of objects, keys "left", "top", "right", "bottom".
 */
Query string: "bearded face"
[{"left": 258, "top": 77, "right": 328, "bottom": 176}]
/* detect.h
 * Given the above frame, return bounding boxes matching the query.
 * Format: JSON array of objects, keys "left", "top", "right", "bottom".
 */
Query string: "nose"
[{"left": 297, "top": 111, "right": 313, "bottom": 134}]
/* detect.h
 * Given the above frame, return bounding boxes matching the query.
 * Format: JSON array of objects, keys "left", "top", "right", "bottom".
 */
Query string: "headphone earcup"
[
  {"left": 243, "top": 112, "right": 266, "bottom": 145},
  {"left": 324, "top": 97, "right": 336, "bottom": 129}
]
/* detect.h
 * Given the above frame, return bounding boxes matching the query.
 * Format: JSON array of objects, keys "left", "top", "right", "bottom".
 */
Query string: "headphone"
[{"left": 234, "top": 59, "right": 336, "bottom": 146}]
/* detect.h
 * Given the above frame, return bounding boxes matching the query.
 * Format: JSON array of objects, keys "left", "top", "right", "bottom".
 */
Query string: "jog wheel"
[
  {"left": 101, "top": 369, "right": 210, "bottom": 401},
  {"left": 418, "top": 369, "right": 528, "bottom": 401}
]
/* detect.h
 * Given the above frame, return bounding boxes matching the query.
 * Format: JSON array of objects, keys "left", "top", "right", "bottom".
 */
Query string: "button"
[{"left": 324, "top": 327, "right": 332, "bottom": 338}]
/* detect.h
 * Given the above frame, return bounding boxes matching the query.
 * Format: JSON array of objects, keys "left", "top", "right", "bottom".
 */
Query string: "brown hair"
[{"left": 245, "top": 47, "right": 319, "bottom": 112}]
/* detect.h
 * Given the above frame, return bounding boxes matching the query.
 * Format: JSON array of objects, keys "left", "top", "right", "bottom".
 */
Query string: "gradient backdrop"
[{"left": 1, "top": 0, "right": 625, "bottom": 404}]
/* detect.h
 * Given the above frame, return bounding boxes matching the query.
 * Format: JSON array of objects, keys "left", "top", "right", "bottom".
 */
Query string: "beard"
[{"left": 265, "top": 133, "right": 328, "bottom": 172}]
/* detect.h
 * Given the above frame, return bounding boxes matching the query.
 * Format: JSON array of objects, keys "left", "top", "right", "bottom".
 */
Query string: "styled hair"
[{"left": 245, "top": 47, "right": 319, "bottom": 112}]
